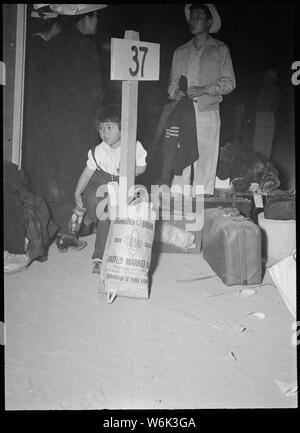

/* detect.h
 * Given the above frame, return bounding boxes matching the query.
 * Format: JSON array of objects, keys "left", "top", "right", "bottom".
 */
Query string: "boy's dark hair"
[
  {"left": 31, "top": 17, "right": 58, "bottom": 35},
  {"left": 189, "top": 4, "right": 212, "bottom": 21},
  {"left": 95, "top": 104, "right": 122, "bottom": 129}
]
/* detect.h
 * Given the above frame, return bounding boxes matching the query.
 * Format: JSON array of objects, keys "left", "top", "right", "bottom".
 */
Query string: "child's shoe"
[
  {"left": 56, "top": 234, "right": 87, "bottom": 253},
  {"left": 92, "top": 258, "right": 102, "bottom": 274}
]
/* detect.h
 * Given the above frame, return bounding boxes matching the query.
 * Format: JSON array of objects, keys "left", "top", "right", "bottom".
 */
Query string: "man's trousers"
[{"left": 172, "top": 108, "right": 221, "bottom": 195}]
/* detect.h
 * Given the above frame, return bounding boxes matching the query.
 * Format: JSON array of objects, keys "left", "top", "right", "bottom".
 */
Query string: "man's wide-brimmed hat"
[
  {"left": 184, "top": 3, "right": 221, "bottom": 33},
  {"left": 32, "top": 4, "right": 107, "bottom": 19}
]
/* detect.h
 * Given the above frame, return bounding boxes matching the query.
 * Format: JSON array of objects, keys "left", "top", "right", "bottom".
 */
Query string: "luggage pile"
[
  {"left": 152, "top": 149, "right": 295, "bottom": 287},
  {"left": 153, "top": 189, "right": 295, "bottom": 287},
  {"left": 201, "top": 190, "right": 296, "bottom": 284}
]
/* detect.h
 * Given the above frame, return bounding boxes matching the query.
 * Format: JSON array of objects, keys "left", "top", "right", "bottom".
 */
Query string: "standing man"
[
  {"left": 252, "top": 68, "right": 280, "bottom": 159},
  {"left": 168, "top": 3, "right": 236, "bottom": 195}
]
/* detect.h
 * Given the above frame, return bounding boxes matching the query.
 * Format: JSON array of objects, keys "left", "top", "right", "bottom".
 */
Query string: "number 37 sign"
[{"left": 111, "top": 38, "right": 160, "bottom": 81}]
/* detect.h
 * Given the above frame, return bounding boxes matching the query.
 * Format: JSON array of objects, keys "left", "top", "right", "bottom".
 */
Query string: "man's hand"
[
  {"left": 186, "top": 85, "right": 207, "bottom": 99},
  {"left": 172, "top": 89, "right": 185, "bottom": 101}
]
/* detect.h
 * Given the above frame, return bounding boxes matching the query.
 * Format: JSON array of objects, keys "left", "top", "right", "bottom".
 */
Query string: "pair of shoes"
[
  {"left": 56, "top": 234, "right": 87, "bottom": 253},
  {"left": 92, "top": 259, "right": 102, "bottom": 274},
  {"left": 4, "top": 252, "right": 31, "bottom": 274}
]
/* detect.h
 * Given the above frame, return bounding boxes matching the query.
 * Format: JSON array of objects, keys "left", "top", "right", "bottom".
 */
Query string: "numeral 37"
[{"left": 129, "top": 45, "right": 148, "bottom": 78}]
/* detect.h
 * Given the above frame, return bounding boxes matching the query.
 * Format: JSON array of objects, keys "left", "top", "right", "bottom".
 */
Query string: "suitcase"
[
  {"left": 202, "top": 208, "right": 263, "bottom": 285},
  {"left": 163, "top": 193, "right": 252, "bottom": 218}
]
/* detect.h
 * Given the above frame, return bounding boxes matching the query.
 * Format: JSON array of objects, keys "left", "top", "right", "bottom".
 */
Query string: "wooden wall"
[
  {"left": 3, "top": 4, "right": 17, "bottom": 162},
  {"left": 3, "top": 4, "right": 26, "bottom": 165}
]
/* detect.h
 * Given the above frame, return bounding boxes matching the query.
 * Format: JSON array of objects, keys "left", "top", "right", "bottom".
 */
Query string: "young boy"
[{"left": 74, "top": 104, "right": 147, "bottom": 273}]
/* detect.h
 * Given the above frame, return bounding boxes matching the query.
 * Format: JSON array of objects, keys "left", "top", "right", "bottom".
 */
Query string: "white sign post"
[{"left": 110, "top": 31, "right": 160, "bottom": 201}]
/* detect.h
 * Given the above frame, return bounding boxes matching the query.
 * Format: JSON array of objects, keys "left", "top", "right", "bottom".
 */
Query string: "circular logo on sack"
[{"left": 124, "top": 229, "right": 144, "bottom": 257}]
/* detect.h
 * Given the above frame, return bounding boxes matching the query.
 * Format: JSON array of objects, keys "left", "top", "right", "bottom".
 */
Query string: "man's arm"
[{"left": 210, "top": 43, "right": 236, "bottom": 95}]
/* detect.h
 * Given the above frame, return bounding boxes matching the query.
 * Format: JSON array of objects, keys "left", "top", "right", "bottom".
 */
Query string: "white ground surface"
[{"left": 4, "top": 234, "right": 297, "bottom": 409}]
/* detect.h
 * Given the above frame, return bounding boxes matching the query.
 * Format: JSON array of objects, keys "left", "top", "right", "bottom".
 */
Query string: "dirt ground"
[{"left": 4, "top": 234, "right": 297, "bottom": 409}]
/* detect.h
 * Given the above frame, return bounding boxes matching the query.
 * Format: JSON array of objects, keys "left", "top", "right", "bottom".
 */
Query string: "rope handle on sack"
[
  {"left": 98, "top": 265, "right": 120, "bottom": 303},
  {"left": 128, "top": 185, "right": 149, "bottom": 206}
]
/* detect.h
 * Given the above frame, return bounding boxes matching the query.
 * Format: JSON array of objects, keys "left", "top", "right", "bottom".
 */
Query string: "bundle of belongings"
[
  {"left": 4, "top": 161, "right": 59, "bottom": 274},
  {"left": 159, "top": 75, "right": 199, "bottom": 186},
  {"left": 217, "top": 142, "right": 281, "bottom": 194}
]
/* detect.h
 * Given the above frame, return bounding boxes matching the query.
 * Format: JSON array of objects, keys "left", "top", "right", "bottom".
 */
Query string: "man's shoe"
[{"left": 56, "top": 234, "right": 87, "bottom": 253}]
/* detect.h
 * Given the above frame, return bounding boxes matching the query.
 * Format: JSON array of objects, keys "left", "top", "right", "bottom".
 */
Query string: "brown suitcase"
[{"left": 202, "top": 208, "right": 263, "bottom": 285}]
